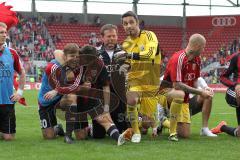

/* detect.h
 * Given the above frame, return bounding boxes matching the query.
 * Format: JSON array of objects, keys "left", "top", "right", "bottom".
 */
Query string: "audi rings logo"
[{"left": 212, "top": 17, "right": 236, "bottom": 27}]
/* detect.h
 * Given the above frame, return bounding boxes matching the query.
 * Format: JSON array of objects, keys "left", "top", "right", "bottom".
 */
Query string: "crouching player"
[
  {"left": 157, "top": 77, "right": 217, "bottom": 138},
  {"left": 53, "top": 45, "right": 133, "bottom": 145},
  {"left": 211, "top": 52, "right": 240, "bottom": 137},
  {"left": 38, "top": 50, "right": 65, "bottom": 139}
]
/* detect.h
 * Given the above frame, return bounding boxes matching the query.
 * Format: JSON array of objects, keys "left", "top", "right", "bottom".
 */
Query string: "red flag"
[{"left": 0, "top": 2, "right": 18, "bottom": 30}]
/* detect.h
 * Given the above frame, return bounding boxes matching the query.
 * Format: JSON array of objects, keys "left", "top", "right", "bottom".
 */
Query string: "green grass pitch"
[{"left": 0, "top": 90, "right": 239, "bottom": 160}]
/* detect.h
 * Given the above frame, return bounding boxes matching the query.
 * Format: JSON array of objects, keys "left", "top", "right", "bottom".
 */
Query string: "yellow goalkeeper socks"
[
  {"left": 162, "top": 119, "right": 170, "bottom": 129},
  {"left": 128, "top": 106, "right": 140, "bottom": 134},
  {"left": 169, "top": 98, "right": 183, "bottom": 136}
]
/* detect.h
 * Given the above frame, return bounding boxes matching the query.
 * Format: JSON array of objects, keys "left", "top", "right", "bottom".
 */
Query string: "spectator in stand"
[
  {"left": 56, "top": 34, "right": 62, "bottom": 43},
  {"left": 94, "top": 16, "right": 101, "bottom": 27},
  {"left": 89, "top": 32, "right": 99, "bottom": 47}
]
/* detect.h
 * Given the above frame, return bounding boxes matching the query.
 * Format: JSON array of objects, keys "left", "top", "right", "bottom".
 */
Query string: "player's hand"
[
  {"left": 118, "top": 63, "right": 130, "bottom": 76},
  {"left": 236, "top": 125, "right": 240, "bottom": 137},
  {"left": 44, "top": 90, "right": 58, "bottom": 100},
  {"left": 235, "top": 84, "right": 240, "bottom": 97},
  {"left": 82, "top": 81, "right": 91, "bottom": 88},
  {"left": 235, "top": 84, "right": 240, "bottom": 105},
  {"left": 10, "top": 93, "right": 22, "bottom": 102},
  {"left": 200, "top": 90, "right": 213, "bottom": 98},
  {"left": 204, "top": 87, "right": 214, "bottom": 97},
  {"left": 114, "top": 50, "right": 128, "bottom": 64},
  {"left": 152, "top": 127, "right": 158, "bottom": 138}
]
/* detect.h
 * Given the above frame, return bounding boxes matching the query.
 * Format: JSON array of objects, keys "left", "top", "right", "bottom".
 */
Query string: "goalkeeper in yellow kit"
[{"left": 114, "top": 11, "right": 161, "bottom": 142}]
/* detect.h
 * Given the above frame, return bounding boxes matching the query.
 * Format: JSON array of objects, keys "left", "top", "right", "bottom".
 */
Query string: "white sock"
[
  {"left": 201, "top": 127, "right": 217, "bottom": 136},
  {"left": 202, "top": 127, "right": 210, "bottom": 131}
]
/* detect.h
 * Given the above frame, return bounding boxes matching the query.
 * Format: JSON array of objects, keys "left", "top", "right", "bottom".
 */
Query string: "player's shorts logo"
[{"left": 212, "top": 17, "right": 236, "bottom": 27}]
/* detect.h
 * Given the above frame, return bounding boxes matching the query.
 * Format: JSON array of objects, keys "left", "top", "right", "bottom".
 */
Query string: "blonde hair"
[
  {"left": 189, "top": 33, "right": 206, "bottom": 47},
  {"left": 63, "top": 43, "right": 79, "bottom": 55},
  {"left": 0, "top": 22, "right": 7, "bottom": 29}
]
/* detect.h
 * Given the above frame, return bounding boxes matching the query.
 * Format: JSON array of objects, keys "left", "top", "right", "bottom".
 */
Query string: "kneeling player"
[
  {"left": 157, "top": 77, "right": 217, "bottom": 138},
  {"left": 38, "top": 50, "right": 65, "bottom": 139},
  {"left": 55, "top": 45, "right": 133, "bottom": 145},
  {"left": 211, "top": 52, "right": 240, "bottom": 137}
]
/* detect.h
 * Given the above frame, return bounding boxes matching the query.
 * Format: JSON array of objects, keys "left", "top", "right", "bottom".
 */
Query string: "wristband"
[
  {"left": 17, "top": 89, "right": 23, "bottom": 96},
  {"left": 104, "top": 104, "right": 109, "bottom": 112}
]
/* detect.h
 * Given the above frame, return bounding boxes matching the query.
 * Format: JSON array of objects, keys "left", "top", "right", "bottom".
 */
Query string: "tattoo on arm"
[
  {"left": 160, "top": 80, "right": 173, "bottom": 88},
  {"left": 175, "top": 82, "right": 202, "bottom": 95}
]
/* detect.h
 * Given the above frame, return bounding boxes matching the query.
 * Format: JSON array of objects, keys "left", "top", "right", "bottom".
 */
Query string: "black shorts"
[
  {"left": 77, "top": 97, "right": 104, "bottom": 120},
  {"left": 189, "top": 96, "right": 202, "bottom": 116},
  {"left": 225, "top": 87, "right": 238, "bottom": 108},
  {"left": 39, "top": 104, "right": 58, "bottom": 129},
  {"left": 65, "top": 105, "right": 89, "bottom": 130},
  {"left": 0, "top": 105, "right": 16, "bottom": 134}
]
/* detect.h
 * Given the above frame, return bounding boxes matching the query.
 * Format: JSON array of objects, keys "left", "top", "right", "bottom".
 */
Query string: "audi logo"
[{"left": 212, "top": 17, "right": 236, "bottom": 27}]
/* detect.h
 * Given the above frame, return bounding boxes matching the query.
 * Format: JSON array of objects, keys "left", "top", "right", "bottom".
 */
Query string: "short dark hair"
[
  {"left": 121, "top": 11, "right": 138, "bottom": 22},
  {"left": 80, "top": 45, "right": 97, "bottom": 56},
  {"left": 63, "top": 43, "right": 79, "bottom": 55},
  {"left": 100, "top": 24, "right": 118, "bottom": 36}
]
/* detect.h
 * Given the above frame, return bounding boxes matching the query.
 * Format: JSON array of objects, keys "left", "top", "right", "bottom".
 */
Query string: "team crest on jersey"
[{"left": 140, "top": 45, "right": 145, "bottom": 51}]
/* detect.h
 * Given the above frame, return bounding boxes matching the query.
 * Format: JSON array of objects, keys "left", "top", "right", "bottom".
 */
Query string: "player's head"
[
  {"left": 63, "top": 43, "right": 80, "bottom": 68},
  {"left": 186, "top": 33, "right": 206, "bottom": 59},
  {"left": 79, "top": 45, "right": 98, "bottom": 65},
  {"left": 53, "top": 49, "right": 64, "bottom": 64},
  {"left": 80, "top": 45, "right": 97, "bottom": 55},
  {"left": 0, "top": 22, "right": 7, "bottom": 46},
  {"left": 121, "top": 11, "right": 140, "bottom": 38},
  {"left": 100, "top": 24, "right": 118, "bottom": 50}
]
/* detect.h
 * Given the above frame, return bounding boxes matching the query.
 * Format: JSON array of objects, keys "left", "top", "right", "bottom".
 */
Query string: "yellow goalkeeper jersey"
[{"left": 122, "top": 30, "right": 161, "bottom": 92}]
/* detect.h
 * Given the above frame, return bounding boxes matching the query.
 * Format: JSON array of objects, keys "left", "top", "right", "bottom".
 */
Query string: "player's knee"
[
  {"left": 75, "top": 129, "right": 88, "bottom": 140},
  {"left": 177, "top": 123, "right": 190, "bottom": 138},
  {"left": 126, "top": 92, "right": 139, "bottom": 106},
  {"left": 127, "top": 97, "right": 137, "bottom": 106},
  {"left": 95, "top": 113, "right": 111, "bottom": 125},
  {"left": 43, "top": 134, "right": 55, "bottom": 139},
  {"left": 42, "top": 129, "right": 55, "bottom": 139},
  {"left": 3, "top": 134, "right": 15, "bottom": 141},
  {"left": 175, "top": 90, "right": 185, "bottom": 100},
  {"left": 178, "top": 131, "right": 190, "bottom": 138}
]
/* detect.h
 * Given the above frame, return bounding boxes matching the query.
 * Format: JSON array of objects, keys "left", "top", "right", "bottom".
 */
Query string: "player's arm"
[
  {"left": 171, "top": 55, "right": 212, "bottom": 97},
  {"left": 10, "top": 49, "right": 26, "bottom": 101},
  {"left": 174, "top": 82, "right": 202, "bottom": 95},
  {"left": 103, "top": 85, "right": 110, "bottom": 112},
  {"left": 128, "top": 31, "right": 158, "bottom": 61},
  {"left": 97, "top": 64, "right": 111, "bottom": 112},
  {"left": 115, "top": 31, "right": 159, "bottom": 62},
  {"left": 220, "top": 54, "right": 238, "bottom": 87},
  {"left": 54, "top": 68, "right": 82, "bottom": 95},
  {"left": 137, "top": 31, "right": 159, "bottom": 60}
]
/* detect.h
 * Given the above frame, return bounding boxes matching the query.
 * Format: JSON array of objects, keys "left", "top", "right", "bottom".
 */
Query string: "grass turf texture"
[{"left": 0, "top": 90, "right": 239, "bottom": 160}]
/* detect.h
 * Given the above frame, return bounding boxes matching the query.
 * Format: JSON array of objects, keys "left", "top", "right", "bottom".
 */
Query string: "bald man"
[{"left": 159, "top": 33, "right": 216, "bottom": 141}]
